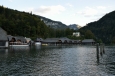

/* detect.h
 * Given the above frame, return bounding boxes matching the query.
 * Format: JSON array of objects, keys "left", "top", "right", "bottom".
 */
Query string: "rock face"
[
  {"left": 38, "top": 15, "right": 68, "bottom": 29},
  {"left": 38, "top": 15, "right": 82, "bottom": 30}
]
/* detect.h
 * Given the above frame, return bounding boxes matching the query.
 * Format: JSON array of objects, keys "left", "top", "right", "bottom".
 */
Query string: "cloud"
[
  {"left": 77, "top": 7, "right": 98, "bottom": 17},
  {"left": 76, "top": 6, "right": 108, "bottom": 17},
  {"left": 29, "top": 5, "right": 65, "bottom": 16},
  {"left": 8, "top": 0, "right": 13, "bottom": 2},
  {"left": 97, "top": 6, "right": 106, "bottom": 10},
  {"left": 66, "top": 3, "right": 73, "bottom": 7}
]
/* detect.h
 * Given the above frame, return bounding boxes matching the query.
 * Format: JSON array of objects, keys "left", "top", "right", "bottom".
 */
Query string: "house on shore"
[
  {"left": 42, "top": 37, "right": 72, "bottom": 45},
  {"left": 0, "top": 27, "right": 8, "bottom": 48},
  {"left": 82, "top": 39, "right": 95, "bottom": 45},
  {"left": 8, "top": 36, "right": 28, "bottom": 45},
  {"left": 35, "top": 38, "right": 43, "bottom": 42},
  {"left": 8, "top": 36, "right": 27, "bottom": 42},
  {"left": 42, "top": 38, "right": 59, "bottom": 45},
  {"left": 72, "top": 40, "right": 81, "bottom": 44},
  {"left": 41, "top": 37, "right": 80, "bottom": 45},
  {"left": 73, "top": 32, "right": 80, "bottom": 37},
  {"left": 59, "top": 37, "right": 71, "bottom": 44},
  {"left": 58, "top": 37, "right": 81, "bottom": 44},
  {"left": 25, "top": 37, "right": 31, "bottom": 43}
]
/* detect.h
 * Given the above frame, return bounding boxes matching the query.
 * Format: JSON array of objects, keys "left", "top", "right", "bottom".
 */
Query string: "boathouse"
[
  {"left": 8, "top": 36, "right": 26, "bottom": 43},
  {"left": 25, "top": 37, "right": 31, "bottom": 43},
  {"left": 7, "top": 35, "right": 13, "bottom": 41},
  {"left": 82, "top": 39, "right": 95, "bottom": 45},
  {"left": 0, "top": 27, "right": 8, "bottom": 48},
  {"left": 59, "top": 37, "right": 70, "bottom": 43},
  {"left": 35, "top": 38, "right": 43, "bottom": 42},
  {"left": 42, "top": 38, "right": 59, "bottom": 45},
  {"left": 72, "top": 40, "right": 81, "bottom": 44},
  {"left": 42, "top": 37, "right": 75, "bottom": 45},
  {"left": 8, "top": 36, "right": 27, "bottom": 45}
]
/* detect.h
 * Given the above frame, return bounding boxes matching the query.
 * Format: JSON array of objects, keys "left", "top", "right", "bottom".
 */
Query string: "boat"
[{"left": 34, "top": 42, "right": 41, "bottom": 45}]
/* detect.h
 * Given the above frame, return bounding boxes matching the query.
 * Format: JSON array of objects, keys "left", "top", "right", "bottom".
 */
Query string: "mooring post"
[
  {"left": 103, "top": 44, "right": 105, "bottom": 54},
  {"left": 96, "top": 43, "right": 99, "bottom": 63},
  {"left": 100, "top": 43, "right": 103, "bottom": 56}
]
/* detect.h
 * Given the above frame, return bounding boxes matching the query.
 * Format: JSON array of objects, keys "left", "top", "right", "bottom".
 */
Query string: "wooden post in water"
[
  {"left": 96, "top": 43, "right": 99, "bottom": 63},
  {"left": 100, "top": 43, "right": 105, "bottom": 55},
  {"left": 100, "top": 43, "right": 103, "bottom": 56},
  {"left": 103, "top": 44, "right": 105, "bottom": 54}
]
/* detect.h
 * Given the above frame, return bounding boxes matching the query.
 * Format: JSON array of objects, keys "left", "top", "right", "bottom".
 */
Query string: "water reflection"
[
  {"left": 9, "top": 46, "right": 30, "bottom": 51},
  {"left": 100, "top": 46, "right": 115, "bottom": 75},
  {"left": 0, "top": 49, "right": 8, "bottom": 58},
  {"left": 0, "top": 45, "right": 115, "bottom": 76}
]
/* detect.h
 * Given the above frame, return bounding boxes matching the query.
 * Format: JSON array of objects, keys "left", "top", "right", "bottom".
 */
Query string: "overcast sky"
[{"left": 1, "top": 0, "right": 115, "bottom": 26}]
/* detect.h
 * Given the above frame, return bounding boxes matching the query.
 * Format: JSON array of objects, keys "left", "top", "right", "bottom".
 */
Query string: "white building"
[{"left": 73, "top": 32, "right": 80, "bottom": 37}]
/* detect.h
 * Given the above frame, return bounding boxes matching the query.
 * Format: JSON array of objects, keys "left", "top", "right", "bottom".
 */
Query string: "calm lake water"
[{"left": 0, "top": 45, "right": 115, "bottom": 76}]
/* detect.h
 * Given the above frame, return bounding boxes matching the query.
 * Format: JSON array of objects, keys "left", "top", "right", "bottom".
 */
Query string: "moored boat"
[{"left": 34, "top": 42, "right": 41, "bottom": 45}]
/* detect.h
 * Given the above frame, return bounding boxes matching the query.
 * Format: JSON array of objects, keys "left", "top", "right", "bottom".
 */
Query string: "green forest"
[{"left": 0, "top": 6, "right": 76, "bottom": 40}]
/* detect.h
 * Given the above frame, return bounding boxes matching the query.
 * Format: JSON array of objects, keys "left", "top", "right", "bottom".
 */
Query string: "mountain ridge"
[
  {"left": 80, "top": 10, "right": 115, "bottom": 44},
  {"left": 37, "top": 15, "right": 82, "bottom": 30},
  {"left": 37, "top": 15, "right": 68, "bottom": 29}
]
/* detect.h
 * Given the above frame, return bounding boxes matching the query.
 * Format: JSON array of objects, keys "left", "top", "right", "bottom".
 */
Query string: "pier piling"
[
  {"left": 96, "top": 43, "right": 99, "bottom": 63},
  {"left": 100, "top": 43, "right": 103, "bottom": 56}
]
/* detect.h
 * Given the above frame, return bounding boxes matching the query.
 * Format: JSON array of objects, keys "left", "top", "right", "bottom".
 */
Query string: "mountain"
[
  {"left": 80, "top": 10, "right": 115, "bottom": 44},
  {"left": 68, "top": 24, "right": 81, "bottom": 30},
  {"left": 37, "top": 16, "right": 82, "bottom": 30},
  {"left": 37, "top": 15, "right": 68, "bottom": 29}
]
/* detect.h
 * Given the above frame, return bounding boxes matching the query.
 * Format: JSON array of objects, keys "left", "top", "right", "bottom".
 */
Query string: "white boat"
[{"left": 35, "top": 42, "right": 41, "bottom": 45}]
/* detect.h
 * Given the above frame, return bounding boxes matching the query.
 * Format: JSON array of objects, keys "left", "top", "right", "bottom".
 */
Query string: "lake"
[{"left": 0, "top": 45, "right": 115, "bottom": 76}]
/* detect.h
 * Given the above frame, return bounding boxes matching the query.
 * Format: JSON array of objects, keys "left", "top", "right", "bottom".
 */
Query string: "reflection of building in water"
[{"left": 0, "top": 49, "right": 8, "bottom": 58}]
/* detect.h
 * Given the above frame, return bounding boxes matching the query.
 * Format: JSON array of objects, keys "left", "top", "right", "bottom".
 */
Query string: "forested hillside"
[
  {"left": 0, "top": 6, "right": 75, "bottom": 39},
  {"left": 0, "top": 6, "right": 49, "bottom": 39},
  {"left": 80, "top": 10, "right": 115, "bottom": 44}
]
